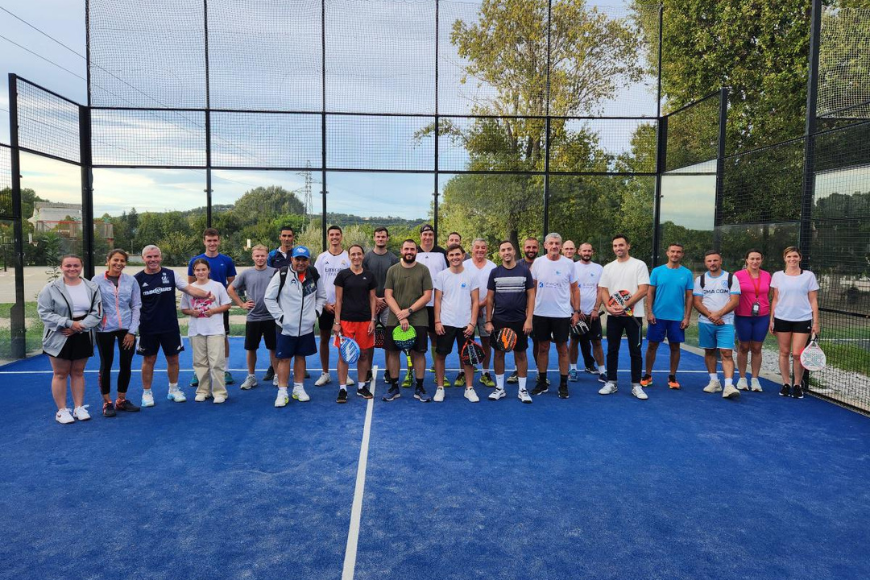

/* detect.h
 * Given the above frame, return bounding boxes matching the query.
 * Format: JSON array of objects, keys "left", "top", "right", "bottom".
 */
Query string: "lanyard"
[{"left": 750, "top": 271, "right": 762, "bottom": 300}]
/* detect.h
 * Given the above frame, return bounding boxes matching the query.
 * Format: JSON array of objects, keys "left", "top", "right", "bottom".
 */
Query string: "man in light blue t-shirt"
[{"left": 642, "top": 243, "right": 694, "bottom": 390}]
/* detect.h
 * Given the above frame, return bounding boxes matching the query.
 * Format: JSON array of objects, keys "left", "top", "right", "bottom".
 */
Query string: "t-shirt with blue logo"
[
  {"left": 433, "top": 267, "right": 479, "bottom": 328},
  {"left": 693, "top": 271, "right": 741, "bottom": 324},
  {"left": 187, "top": 253, "right": 237, "bottom": 288},
  {"left": 531, "top": 256, "right": 578, "bottom": 318},
  {"left": 649, "top": 264, "right": 694, "bottom": 321},
  {"left": 134, "top": 268, "right": 188, "bottom": 335}
]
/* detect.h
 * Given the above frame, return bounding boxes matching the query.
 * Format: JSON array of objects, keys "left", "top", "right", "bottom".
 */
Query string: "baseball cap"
[
  {"left": 420, "top": 224, "right": 434, "bottom": 233},
  {"left": 291, "top": 246, "right": 311, "bottom": 259}
]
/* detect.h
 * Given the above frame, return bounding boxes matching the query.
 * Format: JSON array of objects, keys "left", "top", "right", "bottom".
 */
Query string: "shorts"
[
  {"left": 773, "top": 318, "right": 812, "bottom": 334},
  {"left": 51, "top": 331, "right": 94, "bottom": 361},
  {"left": 276, "top": 332, "right": 317, "bottom": 359},
  {"left": 244, "top": 319, "right": 278, "bottom": 351},
  {"left": 699, "top": 323, "right": 736, "bottom": 350},
  {"left": 385, "top": 325, "right": 428, "bottom": 353},
  {"left": 572, "top": 316, "right": 603, "bottom": 341},
  {"left": 435, "top": 325, "right": 470, "bottom": 356},
  {"left": 318, "top": 309, "right": 335, "bottom": 334},
  {"left": 491, "top": 319, "right": 529, "bottom": 352},
  {"left": 427, "top": 306, "right": 436, "bottom": 332},
  {"left": 532, "top": 315, "right": 570, "bottom": 343},
  {"left": 339, "top": 320, "right": 375, "bottom": 350},
  {"left": 223, "top": 310, "right": 230, "bottom": 334},
  {"left": 137, "top": 331, "right": 184, "bottom": 357},
  {"left": 475, "top": 308, "right": 491, "bottom": 338},
  {"left": 647, "top": 319, "right": 685, "bottom": 344},
  {"left": 735, "top": 314, "right": 770, "bottom": 343}
]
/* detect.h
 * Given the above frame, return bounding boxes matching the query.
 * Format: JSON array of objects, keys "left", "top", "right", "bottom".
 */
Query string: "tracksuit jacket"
[
  {"left": 36, "top": 278, "right": 103, "bottom": 357},
  {"left": 263, "top": 266, "right": 326, "bottom": 337},
  {"left": 92, "top": 272, "right": 142, "bottom": 335}
]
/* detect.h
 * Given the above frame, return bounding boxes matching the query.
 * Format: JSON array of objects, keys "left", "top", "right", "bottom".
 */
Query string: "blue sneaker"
[
  {"left": 189, "top": 374, "right": 199, "bottom": 387},
  {"left": 382, "top": 385, "right": 401, "bottom": 402},
  {"left": 224, "top": 371, "right": 234, "bottom": 385},
  {"left": 568, "top": 369, "right": 579, "bottom": 382}
]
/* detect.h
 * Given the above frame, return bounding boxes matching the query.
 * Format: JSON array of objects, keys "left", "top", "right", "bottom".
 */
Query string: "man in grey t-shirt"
[
  {"left": 228, "top": 245, "right": 278, "bottom": 389},
  {"left": 363, "top": 226, "right": 399, "bottom": 382}
]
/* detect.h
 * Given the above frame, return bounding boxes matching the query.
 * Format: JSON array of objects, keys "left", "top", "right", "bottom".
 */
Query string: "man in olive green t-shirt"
[{"left": 383, "top": 239, "right": 434, "bottom": 402}]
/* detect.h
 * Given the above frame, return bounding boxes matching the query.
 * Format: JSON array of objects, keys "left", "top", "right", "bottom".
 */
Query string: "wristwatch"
[{"left": 408, "top": 307, "right": 414, "bottom": 314}]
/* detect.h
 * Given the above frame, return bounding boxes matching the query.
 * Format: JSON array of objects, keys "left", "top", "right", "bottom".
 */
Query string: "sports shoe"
[
  {"left": 383, "top": 370, "right": 392, "bottom": 384},
  {"left": 262, "top": 366, "right": 275, "bottom": 382},
  {"left": 195, "top": 393, "right": 209, "bottom": 402},
  {"left": 792, "top": 383, "right": 804, "bottom": 399},
  {"left": 518, "top": 389, "right": 532, "bottom": 404},
  {"left": 639, "top": 375, "right": 653, "bottom": 387},
  {"left": 667, "top": 378, "right": 681, "bottom": 390},
  {"left": 240, "top": 374, "right": 258, "bottom": 390},
  {"left": 779, "top": 383, "right": 791, "bottom": 397},
  {"left": 315, "top": 372, "right": 331, "bottom": 387},
  {"left": 141, "top": 389, "right": 155, "bottom": 408},
  {"left": 356, "top": 386, "right": 373, "bottom": 400},
  {"left": 631, "top": 384, "right": 648, "bottom": 400},
  {"left": 736, "top": 377, "right": 749, "bottom": 391},
  {"left": 401, "top": 373, "right": 413, "bottom": 388},
  {"left": 305, "top": 370, "right": 310, "bottom": 379},
  {"left": 568, "top": 369, "right": 579, "bottom": 382},
  {"left": 292, "top": 385, "right": 310, "bottom": 402},
  {"left": 464, "top": 388, "right": 480, "bottom": 403},
  {"left": 750, "top": 378, "right": 762, "bottom": 392},
  {"left": 453, "top": 371, "right": 466, "bottom": 387},
  {"left": 189, "top": 374, "right": 199, "bottom": 387},
  {"left": 275, "top": 390, "right": 289, "bottom": 407},
  {"left": 115, "top": 398, "right": 140, "bottom": 412},
  {"left": 224, "top": 371, "right": 234, "bottom": 385},
  {"left": 167, "top": 388, "right": 187, "bottom": 403},
  {"left": 213, "top": 395, "right": 227, "bottom": 404},
  {"left": 480, "top": 373, "right": 496, "bottom": 388},
  {"left": 506, "top": 372, "right": 518, "bottom": 384},
  {"left": 73, "top": 405, "right": 91, "bottom": 421},
  {"left": 558, "top": 385, "right": 570, "bottom": 399},
  {"left": 442, "top": 376, "right": 451, "bottom": 388},
  {"left": 366, "top": 370, "right": 373, "bottom": 383},
  {"left": 103, "top": 401, "right": 116, "bottom": 417},
  {"left": 382, "top": 385, "right": 401, "bottom": 402},
  {"left": 598, "top": 381, "right": 618, "bottom": 395},
  {"left": 337, "top": 389, "right": 348, "bottom": 404},
  {"left": 722, "top": 384, "right": 740, "bottom": 399},
  {"left": 489, "top": 388, "right": 506, "bottom": 401},
  {"left": 55, "top": 408, "right": 74, "bottom": 424},
  {"left": 530, "top": 381, "right": 549, "bottom": 396},
  {"left": 346, "top": 376, "right": 355, "bottom": 387},
  {"left": 584, "top": 366, "right": 597, "bottom": 374},
  {"left": 433, "top": 387, "right": 445, "bottom": 402},
  {"left": 703, "top": 379, "right": 723, "bottom": 393},
  {"left": 414, "top": 387, "right": 431, "bottom": 403},
  {"left": 598, "top": 372, "right": 607, "bottom": 384}
]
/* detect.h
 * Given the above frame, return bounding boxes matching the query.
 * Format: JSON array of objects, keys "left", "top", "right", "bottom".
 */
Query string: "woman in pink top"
[{"left": 733, "top": 249, "right": 772, "bottom": 392}]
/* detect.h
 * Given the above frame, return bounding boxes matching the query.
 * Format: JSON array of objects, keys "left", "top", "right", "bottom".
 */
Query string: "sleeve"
[
  {"left": 422, "top": 267, "right": 433, "bottom": 293},
  {"left": 433, "top": 271, "right": 442, "bottom": 292},
  {"left": 315, "top": 275, "right": 327, "bottom": 314},
  {"left": 598, "top": 267, "right": 609, "bottom": 290},
  {"left": 807, "top": 272, "right": 820, "bottom": 292},
  {"left": 487, "top": 269, "right": 497, "bottom": 293},
  {"left": 187, "top": 257, "right": 195, "bottom": 277},
  {"left": 367, "top": 271, "right": 377, "bottom": 291},
  {"left": 175, "top": 274, "right": 188, "bottom": 291},
  {"left": 637, "top": 261, "right": 651, "bottom": 285},
  {"left": 226, "top": 257, "right": 237, "bottom": 278},
  {"left": 770, "top": 271, "right": 780, "bottom": 289},
  {"left": 37, "top": 285, "right": 71, "bottom": 330},
  {"left": 266, "top": 250, "right": 274, "bottom": 268},
  {"left": 216, "top": 283, "right": 232, "bottom": 306},
  {"left": 313, "top": 253, "right": 325, "bottom": 276},
  {"left": 730, "top": 274, "right": 742, "bottom": 294},
  {"left": 384, "top": 266, "right": 395, "bottom": 291},
  {"left": 649, "top": 267, "right": 658, "bottom": 287},
  {"left": 567, "top": 261, "right": 577, "bottom": 284},
  {"left": 129, "top": 277, "right": 142, "bottom": 335},
  {"left": 180, "top": 292, "right": 192, "bottom": 310},
  {"left": 468, "top": 272, "right": 479, "bottom": 291},
  {"left": 525, "top": 269, "right": 535, "bottom": 290},
  {"left": 334, "top": 270, "right": 346, "bottom": 289},
  {"left": 263, "top": 271, "right": 283, "bottom": 323},
  {"left": 231, "top": 270, "right": 246, "bottom": 292},
  {"left": 693, "top": 276, "right": 703, "bottom": 296},
  {"left": 685, "top": 269, "right": 694, "bottom": 290}
]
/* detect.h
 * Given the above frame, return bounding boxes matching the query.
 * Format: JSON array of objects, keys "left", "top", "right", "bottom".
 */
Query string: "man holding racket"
[
  {"left": 508, "top": 237, "right": 541, "bottom": 385},
  {"left": 383, "top": 239, "right": 434, "bottom": 402},
  {"left": 485, "top": 240, "right": 535, "bottom": 403},
  {"left": 569, "top": 243, "right": 606, "bottom": 383},
  {"left": 313, "top": 225, "right": 352, "bottom": 388},
  {"left": 598, "top": 234, "right": 649, "bottom": 400},
  {"left": 463, "top": 238, "right": 497, "bottom": 388}
]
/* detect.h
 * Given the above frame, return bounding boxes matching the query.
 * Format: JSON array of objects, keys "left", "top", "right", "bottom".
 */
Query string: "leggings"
[
  {"left": 606, "top": 316, "right": 643, "bottom": 383},
  {"left": 96, "top": 330, "right": 135, "bottom": 395}
]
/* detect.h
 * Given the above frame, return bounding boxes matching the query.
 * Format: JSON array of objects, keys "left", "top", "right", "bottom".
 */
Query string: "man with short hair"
[
  {"left": 569, "top": 243, "right": 606, "bottom": 383},
  {"left": 447, "top": 232, "right": 470, "bottom": 260},
  {"left": 693, "top": 250, "right": 741, "bottom": 399},
  {"left": 313, "top": 225, "right": 352, "bottom": 387},
  {"left": 485, "top": 240, "right": 535, "bottom": 403},
  {"left": 263, "top": 224, "right": 296, "bottom": 383},
  {"left": 136, "top": 245, "right": 212, "bottom": 407},
  {"left": 363, "top": 226, "right": 399, "bottom": 382},
  {"left": 382, "top": 239, "right": 434, "bottom": 402},
  {"left": 508, "top": 236, "right": 540, "bottom": 385},
  {"left": 462, "top": 238, "right": 497, "bottom": 388},
  {"left": 562, "top": 240, "right": 577, "bottom": 261},
  {"left": 416, "top": 224, "right": 448, "bottom": 387},
  {"left": 598, "top": 234, "right": 650, "bottom": 400},
  {"left": 433, "top": 244, "right": 480, "bottom": 403},
  {"left": 641, "top": 243, "right": 694, "bottom": 390},
  {"left": 530, "top": 233, "right": 580, "bottom": 399},
  {"left": 188, "top": 228, "right": 237, "bottom": 386},
  {"left": 228, "top": 245, "right": 279, "bottom": 390}
]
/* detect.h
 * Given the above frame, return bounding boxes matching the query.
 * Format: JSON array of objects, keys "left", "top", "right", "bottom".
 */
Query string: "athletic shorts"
[
  {"left": 647, "top": 319, "right": 685, "bottom": 344},
  {"left": 427, "top": 306, "right": 436, "bottom": 332},
  {"left": 532, "top": 315, "right": 570, "bottom": 343},
  {"left": 734, "top": 314, "right": 770, "bottom": 343},
  {"left": 491, "top": 319, "right": 528, "bottom": 352},
  {"left": 276, "top": 332, "right": 317, "bottom": 359},
  {"left": 572, "top": 316, "right": 603, "bottom": 341},
  {"left": 699, "top": 323, "right": 736, "bottom": 350},
  {"left": 137, "top": 331, "right": 184, "bottom": 357},
  {"left": 773, "top": 318, "right": 812, "bottom": 334},
  {"left": 51, "top": 331, "right": 94, "bottom": 361},
  {"left": 385, "top": 325, "right": 428, "bottom": 354},
  {"left": 244, "top": 319, "right": 277, "bottom": 351},
  {"left": 223, "top": 310, "right": 230, "bottom": 334},
  {"left": 435, "top": 325, "right": 470, "bottom": 356},
  {"left": 318, "top": 309, "right": 335, "bottom": 334},
  {"left": 339, "top": 320, "right": 375, "bottom": 350},
  {"left": 474, "top": 308, "right": 491, "bottom": 338}
]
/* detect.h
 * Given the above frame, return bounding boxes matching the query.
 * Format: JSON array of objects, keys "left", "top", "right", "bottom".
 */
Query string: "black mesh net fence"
[
  {"left": 210, "top": 113, "right": 321, "bottom": 169},
  {"left": 0, "top": 144, "right": 12, "bottom": 219},
  {"left": 15, "top": 79, "right": 80, "bottom": 164},
  {"left": 91, "top": 109, "right": 206, "bottom": 167},
  {"left": 663, "top": 92, "right": 720, "bottom": 174},
  {"left": 326, "top": 115, "right": 435, "bottom": 171},
  {"left": 817, "top": 6, "right": 870, "bottom": 124}
]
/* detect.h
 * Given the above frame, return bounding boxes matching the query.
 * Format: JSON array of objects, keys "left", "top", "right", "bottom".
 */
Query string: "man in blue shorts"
[
  {"left": 641, "top": 243, "right": 694, "bottom": 390},
  {"left": 693, "top": 250, "right": 741, "bottom": 399},
  {"left": 263, "top": 224, "right": 296, "bottom": 382}
]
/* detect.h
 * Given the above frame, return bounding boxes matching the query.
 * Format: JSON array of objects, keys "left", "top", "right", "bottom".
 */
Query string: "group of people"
[{"left": 38, "top": 222, "right": 821, "bottom": 424}]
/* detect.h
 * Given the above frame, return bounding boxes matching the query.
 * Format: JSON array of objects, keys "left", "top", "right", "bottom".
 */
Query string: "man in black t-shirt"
[{"left": 362, "top": 226, "right": 399, "bottom": 382}]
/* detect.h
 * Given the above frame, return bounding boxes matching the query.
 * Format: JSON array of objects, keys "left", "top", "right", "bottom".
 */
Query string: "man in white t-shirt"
[
  {"left": 463, "top": 238, "right": 497, "bottom": 388},
  {"left": 433, "top": 244, "right": 481, "bottom": 403},
  {"left": 693, "top": 250, "right": 741, "bottom": 399},
  {"left": 597, "top": 234, "right": 650, "bottom": 400},
  {"left": 530, "top": 233, "right": 580, "bottom": 399},
  {"left": 417, "top": 224, "right": 448, "bottom": 387},
  {"left": 313, "top": 225, "right": 352, "bottom": 388},
  {"left": 570, "top": 243, "right": 606, "bottom": 383}
]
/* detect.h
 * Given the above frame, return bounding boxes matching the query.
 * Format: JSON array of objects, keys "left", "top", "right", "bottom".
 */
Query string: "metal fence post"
[
  {"left": 79, "top": 105, "right": 95, "bottom": 279},
  {"left": 8, "top": 74, "right": 26, "bottom": 359},
  {"left": 800, "top": 0, "right": 822, "bottom": 269},
  {"left": 713, "top": 87, "right": 729, "bottom": 248}
]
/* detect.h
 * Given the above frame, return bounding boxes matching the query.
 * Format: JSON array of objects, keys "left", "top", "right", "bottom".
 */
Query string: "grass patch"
[
  {"left": 818, "top": 343, "right": 870, "bottom": 376},
  {"left": 0, "top": 303, "right": 39, "bottom": 319}
]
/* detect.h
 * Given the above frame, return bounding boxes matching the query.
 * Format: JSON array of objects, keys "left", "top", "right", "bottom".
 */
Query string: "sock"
[
  {"left": 278, "top": 386, "right": 288, "bottom": 395},
  {"left": 416, "top": 377, "right": 424, "bottom": 389},
  {"left": 390, "top": 379, "right": 399, "bottom": 390},
  {"left": 709, "top": 373, "right": 718, "bottom": 382},
  {"left": 340, "top": 385, "right": 347, "bottom": 391},
  {"left": 495, "top": 374, "right": 505, "bottom": 389},
  {"left": 539, "top": 372, "right": 547, "bottom": 383},
  {"left": 169, "top": 382, "right": 178, "bottom": 389},
  {"left": 668, "top": 374, "right": 676, "bottom": 382},
  {"left": 724, "top": 377, "right": 733, "bottom": 387},
  {"left": 598, "top": 364, "right": 605, "bottom": 373},
  {"left": 560, "top": 374, "right": 568, "bottom": 386},
  {"left": 518, "top": 377, "right": 527, "bottom": 391},
  {"left": 569, "top": 363, "right": 577, "bottom": 371},
  {"left": 293, "top": 382, "right": 303, "bottom": 390}
]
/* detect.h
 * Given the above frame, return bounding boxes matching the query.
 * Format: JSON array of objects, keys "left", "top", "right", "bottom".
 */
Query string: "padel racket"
[
  {"left": 608, "top": 290, "right": 642, "bottom": 328},
  {"left": 800, "top": 334, "right": 826, "bottom": 372},
  {"left": 334, "top": 334, "right": 361, "bottom": 364},
  {"left": 492, "top": 327, "right": 518, "bottom": 352},
  {"left": 392, "top": 325, "right": 417, "bottom": 353},
  {"left": 460, "top": 338, "right": 485, "bottom": 368},
  {"left": 570, "top": 319, "right": 590, "bottom": 338}
]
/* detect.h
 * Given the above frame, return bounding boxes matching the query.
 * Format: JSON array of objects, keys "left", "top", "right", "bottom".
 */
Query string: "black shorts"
[
  {"left": 435, "top": 326, "right": 470, "bottom": 356},
  {"left": 244, "top": 319, "right": 278, "bottom": 351},
  {"left": 491, "top": 319, "right": 529, "bottom": 352},
  {"left": 137, "top": 331, "right": 184, "bottom": 357},
  {"left": 773, "top": 318, "right": 812, "bottom": 334},
  {"left": 318, "top": 310, "right": 335, "bottom": 334},
  {"left": 532, "top": 315, "right": 571, "bottom": 343},
  {"left": 385, "top": 325, "right": 428, "bottom": 353},
  {"left": 51, "top": 331, "right": 94, "bottom": 361},
  {"left": 427, "top": 306, "right": 436, "bottom": 332},
  {"left": 571, "top": 316, "right": 603, "bottom": 341},
  {"left": 276, "top": 332, "right": 317, "bottom": 359},
  {"left": 223, "top": 310, "right": 230, "bottom": 334}
]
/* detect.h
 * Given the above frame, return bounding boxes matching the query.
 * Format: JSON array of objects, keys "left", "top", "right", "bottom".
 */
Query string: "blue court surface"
[{"left": 1, "top": 337, "right": 869, "bottom": 579}]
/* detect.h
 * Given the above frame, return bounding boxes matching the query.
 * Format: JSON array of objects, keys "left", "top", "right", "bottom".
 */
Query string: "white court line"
[
  {"left": 342, "top": 365, "right": 377, "bottom": 580},
  {"left": 0, "top": 368, "right": 713, "bottom": 375}
]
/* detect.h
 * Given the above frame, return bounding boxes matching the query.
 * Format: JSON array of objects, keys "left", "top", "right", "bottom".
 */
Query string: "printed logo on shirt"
[
  {"left": 141, "top": 282, "right": 149, "bottom": 288},
  {"left": 161, "top": 273, "right": 169, "bottom": 285}
]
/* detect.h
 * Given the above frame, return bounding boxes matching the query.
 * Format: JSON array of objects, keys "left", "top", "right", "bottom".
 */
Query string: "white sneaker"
[
  {"left": 631, "top": 385, "right": 648, "bottom": 400},
  {"left": 598, "top": 381, "right": 618, "bottom": 395},
  {"left": 314, "top": 372, "right": 331, "bottom": 387},
  {"left": 346, "top": 376, "right": 355, "bottom": 386},
  {"left": 213, "top": 395, "right": 227, "bottom": 404},
  {"left": 723, "top": 384, "right": 740, "bottom": 399},
  {"left": 518, "top": 389, "right": 532, "bottom": 404},
  {"left": 275, "top": 390, "right": 289, "bottom": 407},
  {"left": 167, "top": 388, "right": 187, "bottom": 403},
  {"left": 488, "top": 388, "right": 506, "bottom": 401},
  {"left": 141, "top": 389, "right": 155, "bottom": 408},
  {"left": 433, "top": 387, "right": 445, "bottom": 402},
  {"left": 240, "top": 374, "right": 257, "bottom": 390},
  {"left": 464, "top": 388, "right": 480, "bottom": 403},
  {"left": 703, "top": 379, "right": 722, "bottom": 393},
  {"left": 292, "top": 385, "right": 310, "bottom": 402},
  {"left": 55, "top": 408, "right": 74, "bottom": 424},
  {"left": 72, "top": 405, "right": 91, "bottom": 421},
  {"left": 736, "top": 377, "right": 749, "bottom": 390},
  {"left": 195, "top": 393, "right": 209, "bottom": 402},
  {"left": 750, "top": 378, "right": 763, "bottom": 392}
]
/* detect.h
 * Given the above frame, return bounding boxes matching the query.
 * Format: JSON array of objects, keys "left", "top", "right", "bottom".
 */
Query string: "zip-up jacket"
[
  {"left": 92, "top": 272, "right": 142, "bottom": 335},
  {"left": 36, "top": 277, "right": 103, "bottom": 357},
  {"left": 263, "top": 266, "right": 326, "bottom": 337}
]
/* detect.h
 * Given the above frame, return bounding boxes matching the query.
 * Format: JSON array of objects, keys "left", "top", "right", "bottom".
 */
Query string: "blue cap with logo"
[{"left": 291, "top": 246, "right": 311, "bottom": 259}]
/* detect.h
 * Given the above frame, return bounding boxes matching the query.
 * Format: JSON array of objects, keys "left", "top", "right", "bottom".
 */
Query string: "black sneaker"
[
  {"left": 356, "top": 386, "right": 373, "bottom": 399},
  {"left": 366, "top": 370, "right": 373, "bottom": 383},
  {"left": 792, "top": 383, "right": 804, "bottom": 399},
  {"left": 558, "top": 385, "right": 570, "bottom": 399},
  {"left": 584, "top": 366, "right": 597, "bottom": 374},
  {"left": 598, "top": 372, "right": 607, "bottom": 383},
  {"left": 263, "top": 365, "right": 275, "bottom": 382},
  {"left": 383, "top": 370, "right": 392, "bottom": 384},
  {"left": 414, "top": 387, "right": 431, "bottom": 403},
  {"left": 779, "top": 383, "right": 791, "bottom": 397},
  {"left": 506, "top": 371, "right": 518, "bottom": 384},
  {"left": 102, "top": 401, "right": 116, "bottom": 417},
  {"left": 382, "top": 385, "right": 401, "bottom": 402},
  {"left": 115, "top": 399, "right": 140, "bottom": 412},
  {"left": 337, "top": 389, "right": 348, "bottom": 404},
  {"left": 531, "top": 382, "right": 549, "bottom": 396}
]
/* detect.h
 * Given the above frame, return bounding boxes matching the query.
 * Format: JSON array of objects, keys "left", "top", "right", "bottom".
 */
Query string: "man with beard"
[{"left": 569, "top": 243, "right": 606, "bottom": 383}]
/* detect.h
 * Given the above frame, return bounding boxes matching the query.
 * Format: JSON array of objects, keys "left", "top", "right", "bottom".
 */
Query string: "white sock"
[
  {"left": 598, "top": 365, "right": 605, "bottom": 373},
  {"left": 293, "top": 382, "right": 303, "bottom": 390},
  {"left": 725, "top": 377, "right": 733, "bottom": 387},
  {"left": 169, "top": 382, "right": 178, "bottom": 389},
  {"left": 569, "top": 363, "right": 577, "bottom": 371},
  {"left": 495, "top": 374, "right": 505, "bottom": 389},
  {"left": 278, "top": 386, "right": 288, "bottom": 395},
  {"left": 518, "top": 377, "right": 527, "bottom": 391},
  {"left": 340, "top": 385, "right": 347, "bottom": 391},
  {"left": 709, "top": 373, "right": 718, "bottom": 382},
  {"left": 247, "top": 373, "right": 256, "bottom": 379}
]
